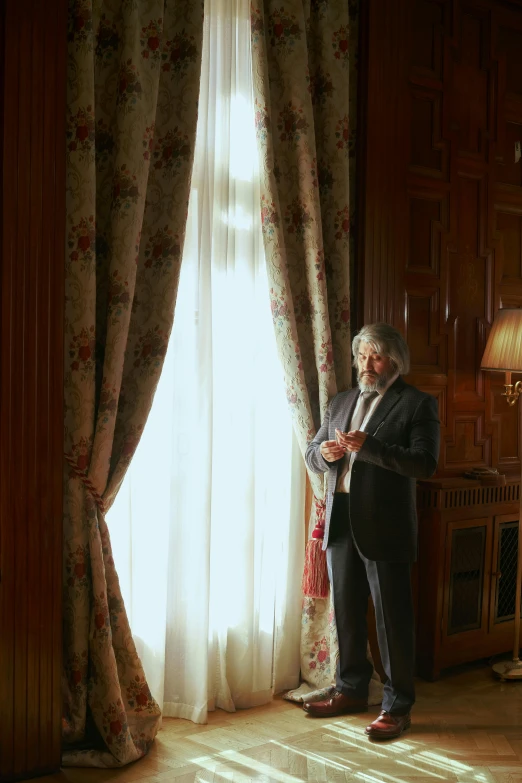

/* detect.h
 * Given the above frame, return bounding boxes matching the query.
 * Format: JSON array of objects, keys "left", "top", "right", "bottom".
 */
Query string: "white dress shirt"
[{"left": 336, "top": 373, "right": 399, "bottom": 493}]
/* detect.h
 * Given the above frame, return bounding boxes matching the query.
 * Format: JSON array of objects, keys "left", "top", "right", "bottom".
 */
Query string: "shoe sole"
[
  {"left": 365, "top": 718, "right": 411, "bottom": 740},
  {"left": 303, "top": 706, "right": 368, "bottom": 718}
]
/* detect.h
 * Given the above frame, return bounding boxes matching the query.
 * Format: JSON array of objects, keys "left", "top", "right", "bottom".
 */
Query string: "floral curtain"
[
  {"left": 250, "top": 0, "right": 383, "bottom": 704},
  {"left": 64, "top": 0, "right": 203, "bottom": 766}
]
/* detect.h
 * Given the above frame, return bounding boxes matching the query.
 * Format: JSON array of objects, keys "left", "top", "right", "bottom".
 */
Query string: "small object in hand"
[{"left": 335, "top": 428, "right": 347, "bottom": 450}]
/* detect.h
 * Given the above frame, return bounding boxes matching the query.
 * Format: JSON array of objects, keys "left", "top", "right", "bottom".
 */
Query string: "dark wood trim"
[
  {"left": 354, "top": 0, "right": 369, "bottom": 334},
  {"left": 361, "top": 0, "right": 411, "bottom": 328},
  {"left": 0, "top": 0, "right": 66, "bottom": 779},
  {"left": 0, "top": 1, "right": 4, "bottom": 271}
]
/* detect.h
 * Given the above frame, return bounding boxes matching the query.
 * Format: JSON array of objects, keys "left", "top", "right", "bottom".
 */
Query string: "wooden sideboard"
[{"left": 416, "top": 476, "right": 520, "bottom": 680}]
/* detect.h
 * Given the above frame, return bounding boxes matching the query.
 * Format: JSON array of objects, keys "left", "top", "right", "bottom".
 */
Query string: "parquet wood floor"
[{"left": 42, "top": 662, "right": 522, "bottom": 783}]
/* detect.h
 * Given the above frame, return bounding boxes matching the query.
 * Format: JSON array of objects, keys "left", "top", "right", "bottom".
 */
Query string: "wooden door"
[{"left": 0, "top": 0, "right": 66, "bottom": 779}]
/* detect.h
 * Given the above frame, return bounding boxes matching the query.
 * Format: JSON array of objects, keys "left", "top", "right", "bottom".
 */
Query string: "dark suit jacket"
[{"left": 305, "top": 377, "right": 440, "bottom": 562}]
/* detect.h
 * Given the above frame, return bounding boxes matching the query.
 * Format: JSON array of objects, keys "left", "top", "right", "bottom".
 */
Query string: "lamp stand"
[{"left": 492, "top": 372, "right": 522, "bottom": 680}]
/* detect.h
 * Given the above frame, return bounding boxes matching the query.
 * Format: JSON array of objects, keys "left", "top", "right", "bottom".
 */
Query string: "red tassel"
[{"left": 301, "top": 499, "right": 329, "bottom": 598}]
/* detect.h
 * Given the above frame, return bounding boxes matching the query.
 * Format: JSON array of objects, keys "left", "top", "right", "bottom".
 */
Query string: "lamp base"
[{"left": 492, "top": 659, "right": 522, "bottom": 681}]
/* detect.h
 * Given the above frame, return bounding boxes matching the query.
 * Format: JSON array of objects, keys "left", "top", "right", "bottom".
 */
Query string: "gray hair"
[{"left": 352, "top": 323, "right": 410, "bottom": 375}]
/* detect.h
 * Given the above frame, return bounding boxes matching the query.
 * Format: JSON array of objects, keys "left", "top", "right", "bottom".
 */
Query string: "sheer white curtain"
[{"left": 107, "top": 0, "right": 305, "bottom": 725}]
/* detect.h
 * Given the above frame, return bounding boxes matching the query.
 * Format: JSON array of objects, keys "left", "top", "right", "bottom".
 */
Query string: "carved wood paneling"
[
  {"left": 448, "top": 174, "right": 490, "bottom": 408},
  {"left": 496, "top": 121, "right": 522, "bottom": 188},
  {"left": 361, "top": 0, "right": 522, "bottom": 478},
  {"left": 497, "top": 25, "right": 522, "bottom": 103},
  {"left": 0, "top": 0, "right": 66, "bottom": 779},
  {"left": 423, "top": 385, "right": 448, "bottom": 427},
  {"left": 449, "top": 6, "right": 491, "bottom": 161},
  {"left": 411, "top": 0, "right": 446, "bottom": 81},
  {"left": 445, "top": 413, "right": 490, "bottom": 468},
  {"left": 362, "top": 0, "right": 410, "bottom": 327},
  {"left": 408, "top": 191, "right": 447, "bottom": 274},
  {"left": 496, "top": 209, "right": 522, "bottom": 281},
  {"left": 411, "top": 91, "right": 446, "bottom": 177},
  {"left": 417, "top": 478, "right": 520, "bottom": 512},
  {"left": 406, "top": 288, "right": 442, "bottom": 369}
]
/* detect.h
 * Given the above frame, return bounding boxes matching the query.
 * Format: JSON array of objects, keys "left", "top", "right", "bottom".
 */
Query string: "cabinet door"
[
  {"left": 442, "top": 518, "right": 491, "bottom": 645},
  {"left": 489, "top": 515, "right": 521, "bottom": 632}
]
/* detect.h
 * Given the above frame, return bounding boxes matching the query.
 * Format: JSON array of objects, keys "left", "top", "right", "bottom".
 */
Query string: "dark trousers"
[{"left": 326, "top": 493, "right": 416, "bottom": 714}]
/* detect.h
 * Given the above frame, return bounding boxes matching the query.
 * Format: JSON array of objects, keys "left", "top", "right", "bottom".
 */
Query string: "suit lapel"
[
  {"left": 336, "top": 389, "right": 360, "bottom": 434},
  {"left": 327, "top": 390, "right": 359, "bottom": 490},
  {"left": 365, "top": 376, "right": 405, "bottom": 435}
]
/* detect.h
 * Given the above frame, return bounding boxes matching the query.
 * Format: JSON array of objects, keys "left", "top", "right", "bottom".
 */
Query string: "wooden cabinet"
[{"left": 416, "top": 477, "right": 520, "bottom": 679}]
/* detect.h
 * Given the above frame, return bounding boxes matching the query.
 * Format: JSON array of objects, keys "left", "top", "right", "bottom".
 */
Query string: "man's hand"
[
  {"left": 320, "top": 440, "right": 345, "bottom": 462},
  {"left": 335, "top": 428, "right": 368, "bottom": 453}
]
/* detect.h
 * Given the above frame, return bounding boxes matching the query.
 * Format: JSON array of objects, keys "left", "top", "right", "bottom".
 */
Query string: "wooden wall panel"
[
  {"left": 360, "top": 0, "right": 522, "bottom": 479},
  {"left": 408, "top": 193, "right": 445, "bottom": 274},
  {"left": 412, "top": 0, "right": 445, "bottom": 79},
  {"left": 497, "top": 24, "right": 522, "bottom": 102},
  {"left": 449, "top": 7, "right": 491, "bottom": 161},
  {"left": 411, "top": 92, "right": 445, "bottom": 176},
  {"left": 496, "top": 210, "right": 522, "bottom": 280},
  {"left": 363, "top": 0, "right": 411, "bottom": 327},
  {"left": 448, "top": 174, "right": 489, "bottom": 405},
  {"left": 0, "top": 0, "right": 66, "bottom": 779},
  {"left": 407, "top": 288, "right": 441, "bottom": 368},
  {"left": 496, "top": 122, "right": 522, "bottom": 187}
]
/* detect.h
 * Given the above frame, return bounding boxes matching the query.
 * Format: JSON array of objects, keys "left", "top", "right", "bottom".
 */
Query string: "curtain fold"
[
  {"left": 250, "top": 0, "right": 383, "bottom": 704},
  {"left": 64, "top": 0, "right": 203, "bottom": 766},
  {"left": 250, "top": 0, "right": 352, "bottom": 527}
]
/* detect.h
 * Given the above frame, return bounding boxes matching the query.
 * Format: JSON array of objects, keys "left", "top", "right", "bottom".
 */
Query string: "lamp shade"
[{"left": 481, "top": 308, "right": 522, "bottom": 372}]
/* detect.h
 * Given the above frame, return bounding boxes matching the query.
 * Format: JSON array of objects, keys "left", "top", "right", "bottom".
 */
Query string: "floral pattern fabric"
[
  {"left": 287, "top": 596, "right": 383, "bottom": 706},
  {"left": 64, "top": 0, "right": 203, "bottom": 766},
  {"left": 251, "top": 0, "right": 379, "bottom": 700},
  {"left": 251, "top": 1, "right": 353, "bottom": 463}
]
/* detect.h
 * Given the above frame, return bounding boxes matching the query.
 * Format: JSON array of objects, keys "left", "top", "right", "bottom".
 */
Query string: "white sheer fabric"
[{"left": 107, "top": 0, "right": 305, "bottom": 725}]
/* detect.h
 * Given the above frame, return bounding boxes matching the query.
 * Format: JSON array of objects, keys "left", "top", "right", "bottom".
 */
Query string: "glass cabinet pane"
[
  {"left": 493, "top": 520, "right": 521, "bottom": 624},
  {"left": 448, "top": 526, "right": 486, "bottom": 634}
]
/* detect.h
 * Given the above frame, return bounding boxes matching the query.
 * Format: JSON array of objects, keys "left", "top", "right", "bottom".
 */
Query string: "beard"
[{"left": 357, "top": 370, "right": 390, "bottom": 392}]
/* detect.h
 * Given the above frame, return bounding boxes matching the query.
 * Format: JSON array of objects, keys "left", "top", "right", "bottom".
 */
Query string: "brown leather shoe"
[
  {"left": 303, "top": 690, "right": 368, "bottom": 718},
  {"left": 365, "top": 710, "right": 411, "bottom": 740}
]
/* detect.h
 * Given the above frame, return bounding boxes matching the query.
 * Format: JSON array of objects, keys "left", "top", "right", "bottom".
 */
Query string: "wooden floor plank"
[{"left": 41, "top": 663, "right": 522, "bottom": 783}]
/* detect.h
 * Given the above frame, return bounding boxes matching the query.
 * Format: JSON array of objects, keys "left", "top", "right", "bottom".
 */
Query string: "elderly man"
[{"left": 303, "top": 323, "right": 440, "bottom": 740}]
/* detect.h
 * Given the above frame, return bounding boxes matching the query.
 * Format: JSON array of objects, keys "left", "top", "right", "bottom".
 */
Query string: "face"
[{"left": 356, "top": 341, "right": 395, "bottom": 391}]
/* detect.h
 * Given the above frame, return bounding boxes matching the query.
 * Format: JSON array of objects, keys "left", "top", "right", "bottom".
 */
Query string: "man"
[{"left": 303, "top": 323, "right": 440, "bottom": 740}]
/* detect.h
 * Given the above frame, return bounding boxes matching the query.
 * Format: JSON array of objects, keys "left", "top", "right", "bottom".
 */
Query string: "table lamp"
[{"left": 481, "top": 307, "right": 522, "bottom": 680}]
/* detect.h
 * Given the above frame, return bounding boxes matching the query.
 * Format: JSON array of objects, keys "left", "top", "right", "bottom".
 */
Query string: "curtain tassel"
[{"left": 301, "top": 499, "right": 329, "bottom": 598}]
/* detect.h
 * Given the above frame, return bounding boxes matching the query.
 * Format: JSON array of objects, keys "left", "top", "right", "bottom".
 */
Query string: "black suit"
[{"left": 305, "top": 377, "right": 440, "bottom": 713}]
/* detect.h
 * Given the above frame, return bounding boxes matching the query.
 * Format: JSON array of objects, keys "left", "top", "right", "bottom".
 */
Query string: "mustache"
[{"left": 358, "top": 368, "right": 389, "bottom": 391}]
